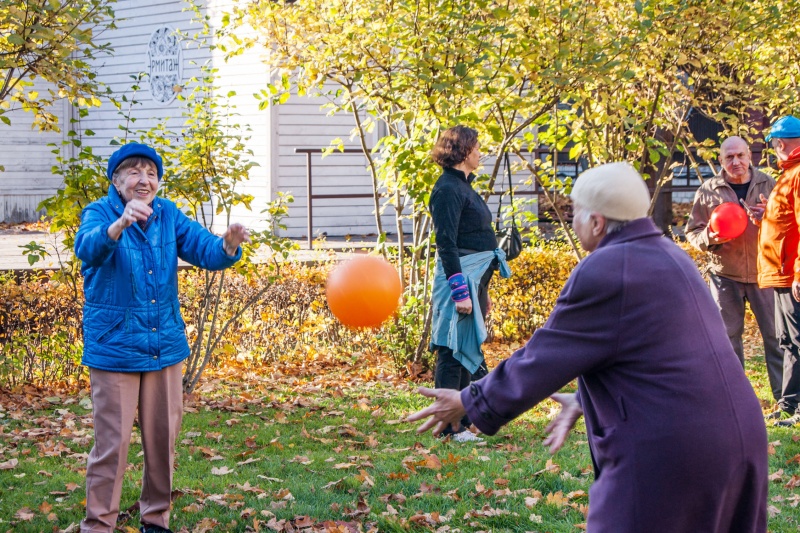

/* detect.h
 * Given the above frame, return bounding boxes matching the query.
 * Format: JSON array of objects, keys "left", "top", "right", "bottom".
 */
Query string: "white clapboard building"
[{"left": 0, "top": 0, "right": 541, "bottom": 240}]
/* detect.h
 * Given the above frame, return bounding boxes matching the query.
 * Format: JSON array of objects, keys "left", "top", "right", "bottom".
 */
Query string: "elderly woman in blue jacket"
[{"left": 74, "top": 143, "right": 249, "bottom": 533}]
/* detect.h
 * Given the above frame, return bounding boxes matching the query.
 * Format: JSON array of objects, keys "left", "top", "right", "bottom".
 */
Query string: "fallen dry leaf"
[
  {"left": 409, "top": 509, "right": 454, "bottom": 526},
  {"left": 534, "top": 458, "right": 561, "bottom": 476},
  {"left": 0, "top": 458, "right": 19, "bottom": 470},
  {"left": 295, "top": 515, "right": 316, "bottom": 527},
  {"left": 382, "top": 503, "right": 399, "bottom": 516},
  {"left": 444, "top": 488, "right": 461, "bottom": 501},
  {"left": 423, "top": 454, "right": 442, "bottom": 470},
  {"left": 355, "top": 469, "right": 374, "bottom": 487},
  {"left": 415, "top": 482, "right": 441, "bottom": 497},
  {"left": 343, "top": 496, "right": 371, "bottom": 518},
  {"left": 273, "top": 488, "right": 294, "bottom": 501},
  {"left": 15, "top": 507, "right": 35, "bottom": 521},
  {"left": 785, "top": 454, "right": 800, "bottom": 465},
  {"left": 442, "top": 452, "right": 463, "bottom": 466},
  {"left": 545, "top": 490, "right": 569, "bottom": 507},
  {"left": 379, "top": 493, "right": 407, "bottom": 505},
  {"left": 192, "top": 517, "right": 219, "bottom": 533},
  {"left": 323, "top": 478, "right": 346, "bottom": 490},
  {"left": 464, "top": 504, "right": 512, "bottom": 518},
  {"left": 236, "top": 482, "right": 267, "bottom": 495},
  {"left": 257, "top": 475, "right": 284, "bottom": 483}
]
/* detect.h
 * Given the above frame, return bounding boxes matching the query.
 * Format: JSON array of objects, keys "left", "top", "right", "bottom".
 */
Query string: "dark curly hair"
[{"left": 430, "top": 125, "right": 478, "bottom": 168}]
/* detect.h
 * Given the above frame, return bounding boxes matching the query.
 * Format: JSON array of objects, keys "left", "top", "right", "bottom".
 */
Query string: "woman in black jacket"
[{"left": 428, "top": 125, "right": 498, "bottom": 442}]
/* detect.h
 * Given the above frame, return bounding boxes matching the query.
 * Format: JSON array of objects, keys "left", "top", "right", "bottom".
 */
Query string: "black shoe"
[
  {"left": 775, "top": 414, "right": 800, "bottom": 427},
  {"left": 765, "top": 408, "right": 792, "bottom": 421},
  {"left": 437, "top": 423, "right": 465, "bottom": 438},
  {"left": 140, "top": 526, "right": 174, "bottom": 533}
]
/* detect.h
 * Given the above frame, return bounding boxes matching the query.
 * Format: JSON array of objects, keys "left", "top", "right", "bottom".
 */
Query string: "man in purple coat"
[{"left": 409, "top": 162, "right": 768, "bottom": 532}]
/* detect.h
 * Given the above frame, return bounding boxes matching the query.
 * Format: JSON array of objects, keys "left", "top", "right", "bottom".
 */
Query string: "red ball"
[
  {"left": 326, "top": 256, "right": 402, "bottom": 328},
  {"left": 709, "top": 202, "right": 748, "bottom": 240}
]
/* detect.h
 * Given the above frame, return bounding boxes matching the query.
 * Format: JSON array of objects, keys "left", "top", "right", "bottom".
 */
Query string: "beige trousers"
[{"left": 80, "top": 363, "right": 183, "bottom": 533}]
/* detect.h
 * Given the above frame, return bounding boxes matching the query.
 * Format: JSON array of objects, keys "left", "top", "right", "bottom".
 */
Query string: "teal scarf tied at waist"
[{"left": 430, "top": 249, "right": 512, "bottom": 374}]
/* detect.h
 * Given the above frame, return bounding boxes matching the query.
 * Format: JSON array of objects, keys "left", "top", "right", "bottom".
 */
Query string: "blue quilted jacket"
[{"left": 74, "top": 187, "right": 242, "bottom": 372}]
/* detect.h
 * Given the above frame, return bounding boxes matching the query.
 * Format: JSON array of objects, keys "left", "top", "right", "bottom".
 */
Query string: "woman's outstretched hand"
[
  {"left": 406, "top": 387, "right": 466, "bottom": 436},
  {"left": 222, "top": 223, "right": 251, "bottom": 256},
  {"left": 107, "top": 199, "right": 153, "bottom": 241},
  {"left": 543, "top": 392, "right": 583, "bottom": 454}
]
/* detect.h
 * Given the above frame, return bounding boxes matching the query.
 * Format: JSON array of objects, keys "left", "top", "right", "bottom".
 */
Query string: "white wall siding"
[
  {"left": 0, "top": 91, "right": 67, "bottom": 223},
  {"left": 275, "top": 91, "right": 398, "bottom": 239},
  {"left": 78, "top": 0, "right": 204, "bottom": 164},
  {"left": 207, "top": 0, "right": 272, "bottom": 234}
]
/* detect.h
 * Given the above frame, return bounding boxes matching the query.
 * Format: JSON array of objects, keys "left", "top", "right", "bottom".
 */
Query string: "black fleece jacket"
[{"left": 429, "top": 167, "right": 497, "bottom": 278}]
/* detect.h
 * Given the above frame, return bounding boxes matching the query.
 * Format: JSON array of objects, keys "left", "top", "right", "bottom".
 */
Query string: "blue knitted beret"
[{"left": 106, "top": 142, "right": 164, "bottom": 181}]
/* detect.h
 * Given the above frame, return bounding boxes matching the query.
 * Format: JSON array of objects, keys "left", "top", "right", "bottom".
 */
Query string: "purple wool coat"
[{"left": 462, "top": 218, "right": 767, "bottom": 532}]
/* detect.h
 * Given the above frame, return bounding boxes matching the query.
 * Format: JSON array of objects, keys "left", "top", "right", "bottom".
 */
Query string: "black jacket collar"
[{"left": 443, "top": 166, "right": 476, "bottom": 184}]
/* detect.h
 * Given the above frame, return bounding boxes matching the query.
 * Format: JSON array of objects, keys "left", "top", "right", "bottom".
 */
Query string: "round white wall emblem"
[{"left": 147, "top": 26, "right": 183, "bottom": 106}]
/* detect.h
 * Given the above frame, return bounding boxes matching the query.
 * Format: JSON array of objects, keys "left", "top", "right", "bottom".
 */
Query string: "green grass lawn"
[{"left": 1, "top": 346, "right": 799, "bottom": 533}]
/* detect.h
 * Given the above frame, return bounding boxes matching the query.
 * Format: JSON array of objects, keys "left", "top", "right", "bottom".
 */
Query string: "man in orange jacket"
[{"left": 758, "top": 115, "right": 800, "bottom": 426}]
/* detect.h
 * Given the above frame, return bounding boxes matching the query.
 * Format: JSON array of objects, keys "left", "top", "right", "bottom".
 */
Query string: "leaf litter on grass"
[{"left": 3, "top": 342, "right": 800, "bottom": 531}]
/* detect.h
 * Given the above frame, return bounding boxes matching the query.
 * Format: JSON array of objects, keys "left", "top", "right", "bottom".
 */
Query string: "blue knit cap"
[
  {"left": 765, "top": 116, "right": 800, "bottom": 142},
  {"left": 106, "top": 143, "right": 164, "bottom": 181}
]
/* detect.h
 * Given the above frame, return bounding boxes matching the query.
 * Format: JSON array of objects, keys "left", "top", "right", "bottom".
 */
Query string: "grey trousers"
[
  {"left": 773, "top": 288, "right": 800, "bottom": 414},
  {"left": 709, "top": 274, "right": 783, "bottom": 401}
]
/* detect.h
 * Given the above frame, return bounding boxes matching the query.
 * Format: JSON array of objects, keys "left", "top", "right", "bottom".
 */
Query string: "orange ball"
[{"left": 326, "top": 255, "right": 402, "bottom": 328}]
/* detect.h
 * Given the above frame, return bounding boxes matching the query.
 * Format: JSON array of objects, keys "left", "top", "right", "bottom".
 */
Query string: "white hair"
[{"left": 574, "top": 207, "right": 627, "bottom": 234}]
